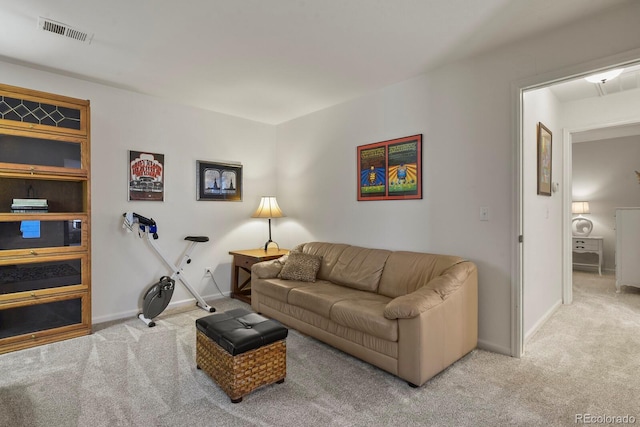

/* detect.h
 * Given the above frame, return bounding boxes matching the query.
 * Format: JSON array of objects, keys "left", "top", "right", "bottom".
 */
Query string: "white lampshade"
[
  {"left": 251, "top": 196, "right": 285, "bottom": 218},
  {"left": 252, "top": 196, "right": 285, "bottom": 250},
  {"left": 572, "top": 201, "right": 590, "bottom": 215}
]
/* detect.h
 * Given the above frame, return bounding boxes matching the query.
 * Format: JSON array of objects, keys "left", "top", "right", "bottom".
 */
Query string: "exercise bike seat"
[{"left": 185, "top": 236, "right": 209, "bottom": 243}]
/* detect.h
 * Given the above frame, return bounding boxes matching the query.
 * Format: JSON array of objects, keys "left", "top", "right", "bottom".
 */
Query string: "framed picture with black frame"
[{"left": 196, "top": 160, "right": 242, "bottom": 201}]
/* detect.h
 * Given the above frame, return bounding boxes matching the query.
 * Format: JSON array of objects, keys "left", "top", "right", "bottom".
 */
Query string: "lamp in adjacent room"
[
  {"left": 572, "top": 201, "right": 593, "bottom": 237},
  {"left": 252, "top": 196, "right": 285, "bottom": 251}
]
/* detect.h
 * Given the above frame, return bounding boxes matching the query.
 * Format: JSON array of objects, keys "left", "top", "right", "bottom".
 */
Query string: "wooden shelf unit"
[{"left": 0, "top": 83, "right": 91, "bottom": 354}]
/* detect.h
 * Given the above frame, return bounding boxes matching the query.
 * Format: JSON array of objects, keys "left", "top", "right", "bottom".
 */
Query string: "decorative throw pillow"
[{"left": 278, "top": 252, "right": 322, "bottom": 282}]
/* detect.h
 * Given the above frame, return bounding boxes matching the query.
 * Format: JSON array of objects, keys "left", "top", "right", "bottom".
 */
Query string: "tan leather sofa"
[{"left": 250, "top": 242, "right": 477, "bottom": 387}]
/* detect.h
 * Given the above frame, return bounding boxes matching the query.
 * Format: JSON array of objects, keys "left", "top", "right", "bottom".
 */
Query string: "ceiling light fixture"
[{"left": 584, "top": 68, "right": 624, "bottom": 84}]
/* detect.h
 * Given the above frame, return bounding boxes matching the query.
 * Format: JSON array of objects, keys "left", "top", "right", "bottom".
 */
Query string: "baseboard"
[
  {"left": 92, "top": 292, "right": 230, "bottom": 325},
  {"left": 572, "top": 267, "right": 615, "bottom": 275},
  {"left": 477, "top": 339, "right": 512, "bottom": 356},
  {"left": 524, "top": 299, "right": 562, "bottom": 345}
]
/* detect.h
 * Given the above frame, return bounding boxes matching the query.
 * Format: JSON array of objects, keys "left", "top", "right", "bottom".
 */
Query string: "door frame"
[{"left": 513, "top": 49, "right": 640, "bottom": 358}]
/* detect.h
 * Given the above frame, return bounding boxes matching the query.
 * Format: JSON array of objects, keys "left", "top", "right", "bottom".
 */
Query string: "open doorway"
[
  {"left": 568, "top": 122, "right": 640, "bottom": 276},
  {"left": 517, "top": 60, "right": 640, "bottom": 357}
]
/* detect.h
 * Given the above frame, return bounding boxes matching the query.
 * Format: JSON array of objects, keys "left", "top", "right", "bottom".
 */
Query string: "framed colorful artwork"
[
  {"left": 128, "top": 150, "right": 165, "bottom": 201},
  {"left": 537, "top": 122, "right": 552, "bottom": 196},
  {"left": 196, "top": 160, "right": 242, "bottom": 201},
  {"left": 357, "top": 134, "right": 422, "bottom": 201}
]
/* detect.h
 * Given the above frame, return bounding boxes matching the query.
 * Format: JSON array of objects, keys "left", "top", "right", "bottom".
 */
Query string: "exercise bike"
[{"left": 123, "top": 212, "right": 215, "bottom": 327}]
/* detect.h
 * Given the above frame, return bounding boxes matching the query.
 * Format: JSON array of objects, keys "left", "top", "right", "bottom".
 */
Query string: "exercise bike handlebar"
[
  {"left": 123, "top": 212, "right": 159, "bottom": 239},
  {"left": 133, "top": 213, "right": 156, "bottom": 227}
]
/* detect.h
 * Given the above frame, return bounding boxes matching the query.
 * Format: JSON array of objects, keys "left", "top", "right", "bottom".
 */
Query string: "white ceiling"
[
  {"left": 549, "top": 63, "right": 640, "bottom": 104},
  {"left": 0, "top": 0, "right": 635, "bottom": 124},
  {"left": 546, "top": 63, "right": 640, "bottom": 143}
]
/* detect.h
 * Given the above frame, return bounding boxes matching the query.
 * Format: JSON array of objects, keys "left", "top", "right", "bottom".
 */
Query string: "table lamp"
[
  {"left": 572, "top": 201, "right": 593, "bottom": 237},
  {"left": 252, "top": 196, "right": 285, "bottom": 250}
]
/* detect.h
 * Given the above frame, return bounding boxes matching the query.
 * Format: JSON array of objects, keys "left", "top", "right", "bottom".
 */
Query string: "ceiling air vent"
[{"left": 38, "top": 17, "right": 93, "bottom": 44}]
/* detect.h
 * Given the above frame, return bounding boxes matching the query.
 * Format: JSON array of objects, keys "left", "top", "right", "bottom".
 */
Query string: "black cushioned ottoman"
[{"left": 195, "top": 308, "right": 288, "bottom": 403}]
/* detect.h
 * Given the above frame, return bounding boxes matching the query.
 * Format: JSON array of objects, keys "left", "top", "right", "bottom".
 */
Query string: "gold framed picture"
[{"left": 537, "top": 122, "right": 552, "bottom": 196}]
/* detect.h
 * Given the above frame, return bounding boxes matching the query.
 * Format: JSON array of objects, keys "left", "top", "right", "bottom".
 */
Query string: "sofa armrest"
[
  {"left": 383, "top": 261, "right": 475, "bottom": 319},
  {"left": 384, "top": 287, "right": 442, "bottom": 319},
  {"left": 397, "top": 261, "right": 477, "bottom": 386},
  {"left": 251, "top": 254, "right": 288, "bottom": 279}
]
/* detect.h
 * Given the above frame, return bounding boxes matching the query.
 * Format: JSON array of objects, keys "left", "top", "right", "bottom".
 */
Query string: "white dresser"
[
  {"left": 615, "top": 208, "right": 640, "bottom": 292},
  {"left": 572, "top": 236, "right": 603, "bottom": 275}
]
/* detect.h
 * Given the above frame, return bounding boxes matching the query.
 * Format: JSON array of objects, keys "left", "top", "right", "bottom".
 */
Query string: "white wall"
[
  {"left": 0, "top": 60, "right": 278, "bottom": 323},
  {"left": 2, "top": 1, "right": 640, "bottom": 351},
  {"left": 572, "top": 136, "right": 640, "bottom": 271},
  {"left": 277, "top": 60, "right": 518, "bottom": 353},
  {"left": 562, "top": 89, "right": 640, "bottom": 134},
  {"left": 276, "top": 2, "right": 640, "bottom": 354},
  {"left": 522, "top": 88, "right": 563, "bottom": 342}
]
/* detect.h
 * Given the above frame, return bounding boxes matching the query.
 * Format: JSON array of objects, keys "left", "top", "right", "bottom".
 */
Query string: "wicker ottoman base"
[{"left": 196, "top": 329, "right": 286, "bottom": 403}]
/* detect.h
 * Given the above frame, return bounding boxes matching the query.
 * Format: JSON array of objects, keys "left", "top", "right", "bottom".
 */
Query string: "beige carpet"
[{"left": 0, "top": 272, "right": 639, "bottom": 426}]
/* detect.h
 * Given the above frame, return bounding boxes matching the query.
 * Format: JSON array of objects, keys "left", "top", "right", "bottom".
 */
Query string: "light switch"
[{"left": 480, "top": 207, "right": 489, "bottom": 221}]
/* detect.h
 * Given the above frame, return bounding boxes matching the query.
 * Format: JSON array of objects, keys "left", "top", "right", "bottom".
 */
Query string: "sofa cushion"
[
  {"left": 251, "top": 278, "right": 315, "bottom": 303},
  {"left": 330, "top": 296, "right": 397, "bottom": 342},
  {"left": 278, "top": 252, "right": 322, "bottom": 282},
  {"left": 299, "top": 242, "right": 349, "bottom": 281},
  {"left": 377, "top": 251, "right": 464, "bottom": 298},
  {"left": 287, "top": 282, "right": 369, "bottom": 318},
  {"left": 327, "top": 246, "right": 390, "bottom": 292}
]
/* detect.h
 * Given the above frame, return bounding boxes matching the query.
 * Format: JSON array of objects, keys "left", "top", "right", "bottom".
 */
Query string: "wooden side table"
[{"left": 229, "top": 248, "right": 288, "bottom": 304}]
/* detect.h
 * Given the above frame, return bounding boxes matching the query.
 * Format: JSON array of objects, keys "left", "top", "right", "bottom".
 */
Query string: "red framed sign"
[{"left": 357, "top": 134, "right": 422, "bottom": 201}]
